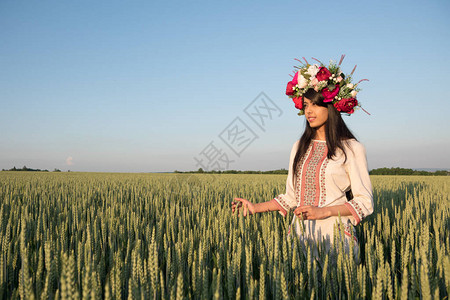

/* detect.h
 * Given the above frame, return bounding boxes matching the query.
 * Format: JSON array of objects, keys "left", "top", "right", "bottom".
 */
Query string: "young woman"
[{"left": 231, "top": 57, "right": 374, "bottom": 258}]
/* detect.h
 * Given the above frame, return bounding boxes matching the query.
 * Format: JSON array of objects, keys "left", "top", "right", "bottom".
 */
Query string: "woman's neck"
[{"left": 314, "top": 126, "right": 326, "bottom": 140}]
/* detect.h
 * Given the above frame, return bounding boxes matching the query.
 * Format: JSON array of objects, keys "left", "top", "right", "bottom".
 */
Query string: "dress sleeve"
[
  {"left": 273, "top": 140, "right": 299, "bottom": 217},
  {"left": 343, "top": 140, "right": 374, "bottom": 225}
]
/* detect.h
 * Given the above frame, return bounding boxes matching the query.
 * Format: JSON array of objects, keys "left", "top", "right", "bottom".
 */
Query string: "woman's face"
[{"left": 303, "top": 97, "right": 329, "bottom": 130}]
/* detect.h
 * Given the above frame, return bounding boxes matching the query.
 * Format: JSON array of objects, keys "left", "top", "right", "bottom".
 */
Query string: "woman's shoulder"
[
  {"left": 343, "top": 138, "right": 363, "bottom": 146},
  {"left": 289, "top": 140, "right": 300, "bottom": 155},
  {"left": 342, "top": 138, "right": 367, "bottom": 155}
]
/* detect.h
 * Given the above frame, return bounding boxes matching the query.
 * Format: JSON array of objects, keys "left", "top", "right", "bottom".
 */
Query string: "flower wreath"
[{"left": 285, "top": 55, "right": 370, "bottom": 116}]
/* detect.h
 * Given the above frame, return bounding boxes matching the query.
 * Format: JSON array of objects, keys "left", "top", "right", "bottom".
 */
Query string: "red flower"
[
  {"left": 286, "top": 81, "right": 295, "bottom": 95},
  {"left": 285, "top": 72, "right": 299, "bottom": 95},
  {"left": 293, "top": 96, "right": 303, "bottom": 110},
  {"left": 316, "top": 67, "right": 332, "bottom": 81},
  {"left": 334, "top": 98, "right": 358, "bottom": 114},
  {"left": 321, "top": 85, "right": 340, "bottom": 102}
]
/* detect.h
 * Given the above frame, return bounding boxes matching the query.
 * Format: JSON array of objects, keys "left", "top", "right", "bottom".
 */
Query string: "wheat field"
[{"left": 0, "top": 172, "right": 448, "bottom": 299}]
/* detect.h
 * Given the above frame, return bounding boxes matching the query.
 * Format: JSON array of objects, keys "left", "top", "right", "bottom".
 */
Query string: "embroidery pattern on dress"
[
  {"left": 274, "top": 194, "right": 290, "bottom": 212},
  {"left": 348, "top": 199, "right": 365, "bottom": 221},
  {"left": 295, "top": 143, "right": 313, "bottom": 206},
  {"left": 342, "top": 222, "right": 358, "bottom": 242},
  {"left": 318, "top": 156, "right": 329, "bottom": 207},
  {"left": 301, "top": 142, "right": 327, "bottom": 206}
]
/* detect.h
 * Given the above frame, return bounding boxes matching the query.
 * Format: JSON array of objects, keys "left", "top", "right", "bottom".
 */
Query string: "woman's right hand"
[{"left": 232, "top": 197, "right": 256, "bottom": 216}]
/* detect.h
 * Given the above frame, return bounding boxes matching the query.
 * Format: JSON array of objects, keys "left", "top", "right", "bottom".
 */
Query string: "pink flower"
[
  {"left": 336, "top": 76, "right": 343, "bottom": 82},
  {"left": 310, "top": 77, "right": 319, "bottom": 86},
  {"left": 334, "top": 98, "right": 358, "bottom": 114},
  {"left": 316, "top": 67, "right": 332, "bottom": 81},
  {"left": 291, "top": 71, "right": 299, "bottom": 86},
  {"left": 321, "top": 85, "right": 340, "bottom": 102},
  {"left": 292, "top": 96, "right": 303, "bottom": 110}
]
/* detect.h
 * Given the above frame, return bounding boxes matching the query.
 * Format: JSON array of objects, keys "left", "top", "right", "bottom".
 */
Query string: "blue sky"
[{"left": 1, "top": 0, "right": 449, "bottom": 172}]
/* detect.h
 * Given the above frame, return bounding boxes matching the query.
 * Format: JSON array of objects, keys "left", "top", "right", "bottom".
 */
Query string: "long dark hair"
[{"left": 291, "top": 89, "right": 357, "bottom": 186}]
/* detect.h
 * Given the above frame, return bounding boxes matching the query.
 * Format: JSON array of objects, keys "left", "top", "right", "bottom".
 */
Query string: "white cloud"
[{"left": 65, "top": 156, "right": 74, "bottom": 166}]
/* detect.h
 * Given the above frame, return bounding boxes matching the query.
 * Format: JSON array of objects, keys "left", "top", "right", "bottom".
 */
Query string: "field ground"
[{"left": 0, "top": 172, "right": 448, "bottom": 299}]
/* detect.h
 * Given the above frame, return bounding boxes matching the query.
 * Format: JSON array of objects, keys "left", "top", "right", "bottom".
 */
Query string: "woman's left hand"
[{"left": 293, "top": 205, "right": 329, "bottom": 220}]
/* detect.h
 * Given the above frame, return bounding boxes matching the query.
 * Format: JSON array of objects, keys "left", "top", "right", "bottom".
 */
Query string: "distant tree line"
[
  {"left": 174, "top": 168, "right": 289, "bottom": 174},
  {"left": 1, "top": 166, "right": 62, "bottom": 172},
  {"left": 175, "top": 167, "right": 449, "bottom": 176},
  {"left": 369, "top": 167, "right": 449, "bottom": 176}
]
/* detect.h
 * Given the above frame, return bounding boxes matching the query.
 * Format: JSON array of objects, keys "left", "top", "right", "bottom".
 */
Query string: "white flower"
[
  {"left": 306, "top": 64, "right": 319, "bottom": 77},
  {"left": 298, "top": 75, "right": 308, "bottom": 89},
  {"left": 346, "top": 83, "right": 354, "bottom": 89},
  {"left": 317, "top": 81, "right": 328, "bottom": 89},
  {"left": 351, "top": 90, "right": 358, "bottom": 97}
]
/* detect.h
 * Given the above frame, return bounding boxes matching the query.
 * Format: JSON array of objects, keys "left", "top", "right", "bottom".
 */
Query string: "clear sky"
[{"left": 1, "top": 0, "right": 449, "bottom": 172}]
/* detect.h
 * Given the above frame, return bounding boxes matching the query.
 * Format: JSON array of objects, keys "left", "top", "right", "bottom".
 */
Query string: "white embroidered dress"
[{"left": 273, "top": 139, "right": 373, "bottom": 254}]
